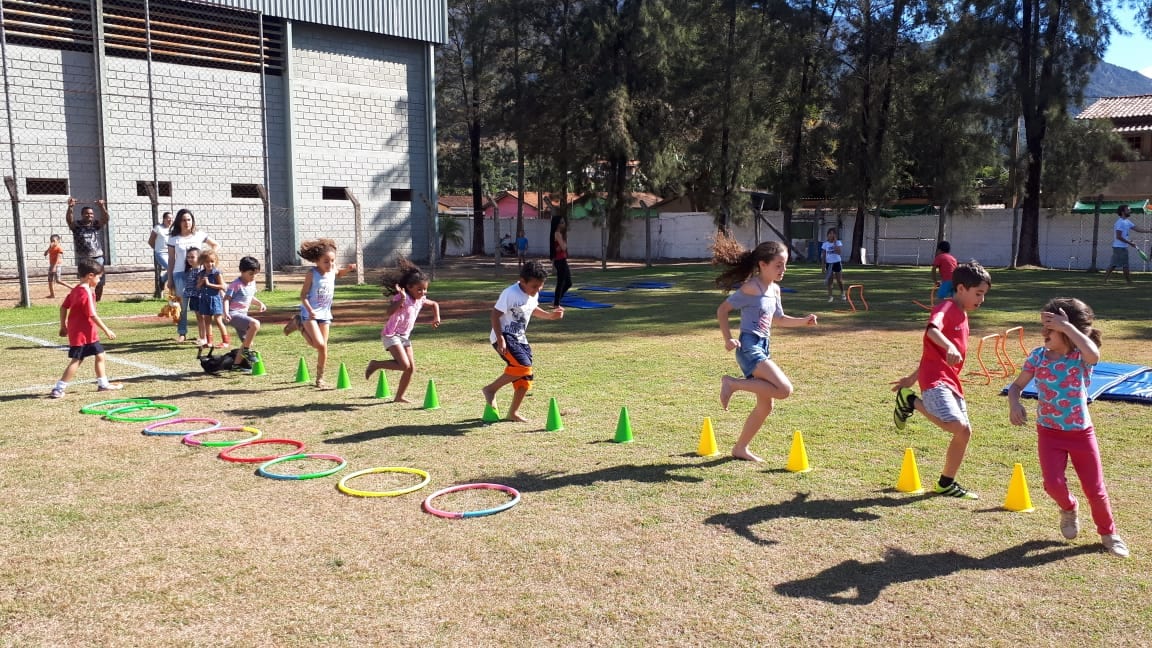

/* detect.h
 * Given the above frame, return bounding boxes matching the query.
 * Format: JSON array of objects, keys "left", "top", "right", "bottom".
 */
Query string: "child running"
[
  {"left": 43, "top": 234, "right": 69, "bottom": 298},
  {"left": 931, "top": 241, "right": 958, "bottom": 300},
  {"left": 49, "top": 259, "right": 122, "bottom": 398},
  {"left": 892, "top": 261, "right": 991, "bottom": 499},
  {"left": 365, "top": 258, "right": 441, "bottom": 402},
  {"left": 821, "top": 227, "right": 845, "bottom": 302},
  {"left": 1006, "top": 298, "right": 1129, "bottom": 558},
  {"left": 714, "top": 236, "right": 817, "bottom": 462},
  {"left": 283, "top": 238, "right": 355, "bottom": 388},
  {"left": 196, "top": 249, "right": 228, "bottom": 349},
  {"left": 223, "top": 255, "right": 267, "bottom": 368},
  {"left": 483, "top": 260, "right": 564, "bottom": 421}
]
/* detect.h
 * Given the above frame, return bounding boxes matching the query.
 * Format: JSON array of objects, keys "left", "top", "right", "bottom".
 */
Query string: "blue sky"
[{"left": 1105, "top": 7, "right": 1152, "bottom": 75}]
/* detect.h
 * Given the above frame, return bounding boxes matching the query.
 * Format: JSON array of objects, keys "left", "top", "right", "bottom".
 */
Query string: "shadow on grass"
[
  {"left": 322, "top": 419, "right": 487, "bottom": 442},
  {"left": 475, "top": 458, "right": 733, "bottom": 493},
  {"left": 222, "top": 402, "right": 374, "bottom": 418},
  {"left": 704, "top": 491, "right": 935, "bottom": 546},
  {"left": 774, "top": 539, "right": 1099, "bottom": 605}
]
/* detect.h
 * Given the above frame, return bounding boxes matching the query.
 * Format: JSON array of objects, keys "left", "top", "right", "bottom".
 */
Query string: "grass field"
[{"left": 1, "top": 259, "right": 1150, "bottom": 646}]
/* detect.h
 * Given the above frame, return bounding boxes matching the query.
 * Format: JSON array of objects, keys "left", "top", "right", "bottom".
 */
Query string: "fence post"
[
  {"left": 640, "top": 200, "right": 652, "bottom": 268},
  {"left": 418, "top": 193, "right": 437, "bottom": 279},
  {"left": 487, "top": 193, "right": 501, "bottom": 269},
  {"left": 343, "top": 188, "right": 365, "bottom": 285},
  {"left": 3, "top": 176, "right": 30, "bottom": 307},
  {"left": 142, "top": 181, "right": 161, "bottom": 297},
  {"left": 256, "top": 184, "right": 274, "bottom": 291}
]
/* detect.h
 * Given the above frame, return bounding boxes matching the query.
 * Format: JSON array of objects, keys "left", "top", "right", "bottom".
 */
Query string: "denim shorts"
[
  {"left": 922, "top": 385, "right": 968, "bottom": 426},
  {"left": 735, "top": 332, "right": 770, "bottom": 378}
]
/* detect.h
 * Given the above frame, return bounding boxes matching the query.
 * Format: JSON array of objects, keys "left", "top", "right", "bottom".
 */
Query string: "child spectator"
[
  {"left": 892, "top": 261, "right": 992, "bottom": 499},
  {"left": 196, "top": 249, "right": 228, "bottom": 349},
  {"left": 223, "top": 255, "right": 267, "bottom": 367},
  {"left": 482, "top": 260, "right": 564, "bottom": 421},
  {"left": 516, "top": 229, "right": 529, "bottom": 265},
  {"left": 820, "top": 227, "right": 845, "bottom": 302},
  {"left": 43, "top": 234, "right": 69, "bottom": 298},
  {"left": 49, "top": 258, "right": 122, "bottom": 398},
  {"left": 931, "top": 241, "right": 959, "bottom": 299}
]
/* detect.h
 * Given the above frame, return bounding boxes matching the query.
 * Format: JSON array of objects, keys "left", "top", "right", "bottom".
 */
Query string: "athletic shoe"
[
  {"left": 1060, "top": 507, "right": 1079, "bottom": 540},
  {"left": 841, "top": 293, "right": 847, "bottom": 301},
  {"left": 828, "top": 296, "right": 834, "bottom": 302},
  {"left": 243, "top": 348, "right": 258, "bottom": 364},
  {"left": 933, "top": 482, "right": 979, "bottom": 499},
  {"left": 49, "top": 387, "right": 64, "bottom": 399},
  {"left": 1101, "top": 534, "right": 1130, "bottom": 558},
  {"left": 97, "top": 382, "right": 124, "bottom": 392},
  {"left": 893, "top": 387, "right": 915, "bottom": 430}
]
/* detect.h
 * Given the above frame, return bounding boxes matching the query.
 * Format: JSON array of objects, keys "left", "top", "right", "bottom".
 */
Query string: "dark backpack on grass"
[{"left": 197, "top": 347, "right": 235, "bottom": 374}]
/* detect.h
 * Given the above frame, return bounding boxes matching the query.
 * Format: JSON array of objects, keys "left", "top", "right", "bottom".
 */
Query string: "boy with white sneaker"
[
  {"left": 50, "top": 258, "right": 122, "bottom": 398},
  {"left": 891, "top": 261, "right": 991, "bottom": 500}
]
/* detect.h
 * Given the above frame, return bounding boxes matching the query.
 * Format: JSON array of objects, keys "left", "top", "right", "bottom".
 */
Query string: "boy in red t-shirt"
[
  {"left": 891, "top": 261, "right": 992, "bottom": 499},
  {"left": 931, "top": 240, "right": 958, "bottom": 299},
  {"left": 50, "top": 259, "right": 122, "bottom": 398}
]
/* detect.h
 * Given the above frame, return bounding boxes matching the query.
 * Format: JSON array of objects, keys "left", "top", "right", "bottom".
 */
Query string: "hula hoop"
[
  {"left": 218, "top": 438, "right": 306, "bottom": 463},
  {"left": 338, "top": 466, "right": 431, "bottom": 498},
  {"left": 182, "top": 426, "right": 262, "bottom": 448},
  {"left": 103, "top": 403, "right": 180, "bottom": 422},
  {"left": 142, "top": 417, "right": 221, "bottom": 437},
  {"left": 422, "top": 483, "right": 521, "bottom": 519},
  {"left": 80, "top": 398, "right": 152, "bottom": 415},
  {"left": 256, "top": 453, "right": 347, "bottom": 480}
]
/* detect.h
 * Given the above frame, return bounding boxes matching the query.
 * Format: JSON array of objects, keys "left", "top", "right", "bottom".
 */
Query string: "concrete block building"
[{"left": 0, "top": 0, "right": 445, "bottom": 279}]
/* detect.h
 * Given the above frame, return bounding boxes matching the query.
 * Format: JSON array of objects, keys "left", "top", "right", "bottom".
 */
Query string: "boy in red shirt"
[
  {"left": 50, "top": 259, "right": 122, "bottom": 398},
  {"left": 891, "top": 261, "right": 992, "bottom": 499},
  {"left": 931, "top": 240, "right": 958, "bottom": 299}
]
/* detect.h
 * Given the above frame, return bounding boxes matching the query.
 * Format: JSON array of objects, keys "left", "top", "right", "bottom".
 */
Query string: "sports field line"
[
  {"left": 0, "top": 329, "right": 178, "bottom": 394},
  {"left": 0, "top": 314, "right": 158, "bottom": 330}
]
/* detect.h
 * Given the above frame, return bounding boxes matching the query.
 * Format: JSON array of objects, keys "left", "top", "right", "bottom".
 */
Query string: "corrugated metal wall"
[{"left": 202, "top": 0, "right": 448, "bottom": 43}]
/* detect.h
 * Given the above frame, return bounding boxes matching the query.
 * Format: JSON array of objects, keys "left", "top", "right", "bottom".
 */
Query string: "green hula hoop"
[
  {"left": 182, "top": 426, "right": 262, "bottom": 448},
  {"left": 338, "top": 466, "right": 431, "bottom": 497},
  {"left": 103, "top": 402, "right": 180, "bottom": 423},
  {"left": 257, "top": 453, "right": 347, "bottom": 481},
  {"left": 80, "top": 398, "right": 153, "bottom": 415}
]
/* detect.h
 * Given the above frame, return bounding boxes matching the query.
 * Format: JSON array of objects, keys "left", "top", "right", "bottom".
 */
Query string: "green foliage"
[{"left": 1041, "top": 116, "right": 1137, "bottom": 208}]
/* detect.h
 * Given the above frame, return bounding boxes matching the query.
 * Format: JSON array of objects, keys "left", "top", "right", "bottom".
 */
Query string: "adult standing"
[
  {"left": 65, "top": 197, "right": 110, "bottom": 301},
  {"left": 1104, "top": 204, "right": 1149, "bottom": 284},
  {"left": 165, "top": 208, "right": 218, "bottom": 342},
  {"left": 551, "top": 219, "right": 573, "bottom": 308},
  {"left": 147, "top": 211, "right": 173, "bottom": 289}
]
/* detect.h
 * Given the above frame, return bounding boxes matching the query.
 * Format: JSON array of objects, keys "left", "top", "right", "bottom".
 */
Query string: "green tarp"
[
  {"left": 1070, "top": 199, "right": 1149, "bottom": 214},
  {"left": 876, "top": 204, "right": 937, "bottom": 217}
]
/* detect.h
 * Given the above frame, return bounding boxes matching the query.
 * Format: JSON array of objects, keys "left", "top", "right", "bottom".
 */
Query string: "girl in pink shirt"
[{"left": 365, "top": 259, "right": 440, "bottom": 402}]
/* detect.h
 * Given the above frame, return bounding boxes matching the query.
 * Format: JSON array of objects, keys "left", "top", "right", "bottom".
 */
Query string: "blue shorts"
[
  {"left": 735, "top": 332, "right": 770, "bottom": 378},
  {"left": 936, "top": 280, "right": 954, "bottom": 299}
]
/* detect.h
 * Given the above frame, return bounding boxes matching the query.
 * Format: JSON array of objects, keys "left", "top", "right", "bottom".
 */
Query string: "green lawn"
[{"left": 1, "top": 261, "right": 1149, "bottom": 645}]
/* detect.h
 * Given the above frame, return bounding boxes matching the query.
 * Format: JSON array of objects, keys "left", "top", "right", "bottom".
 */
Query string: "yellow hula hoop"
[{"left": 337, "top": 466, "right": 431, "bottom": 497}]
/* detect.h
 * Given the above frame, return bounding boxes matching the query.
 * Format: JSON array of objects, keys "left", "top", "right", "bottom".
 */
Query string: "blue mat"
[
  {"left": 1001, "top": 361, "right": 1152, "bottom": 404},
  {"left": 626, "top": 281, "right": 673, "bottom": 289},
  {"left": 581, "top": 285, "right": 628, "bottom": 292},
  {"left": 538, "top": 291, "right": 614, "bottom": 309}
]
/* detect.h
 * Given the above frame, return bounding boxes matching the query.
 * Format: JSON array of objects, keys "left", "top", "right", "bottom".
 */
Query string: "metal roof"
[{"left": 202, "top": 0, "right": 447, "bottom": 44}]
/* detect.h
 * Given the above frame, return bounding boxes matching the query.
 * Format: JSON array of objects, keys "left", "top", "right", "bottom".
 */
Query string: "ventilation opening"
[
  {"left": 26, "top": 178, "right": 69, "bottom": 195},
  {"left": 231, "top": 183, "right": 260, "bottom": 199},
  {"left": 322, "top": 186, "right": 348, "bottom": 200},
  {"left": 136, "top": 180, "right": 172, "bottom": 197},
  {"left": 390, "top": 188, "right": 412, "bottom": 202},
  {"left": 1, "top": 0, "right": 94, "bottom": 52}
]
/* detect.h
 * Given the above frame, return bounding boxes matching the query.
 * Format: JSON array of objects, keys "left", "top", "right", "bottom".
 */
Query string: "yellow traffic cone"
[
  {"left": 1003, "top": 463, "right": 1035, "bottom": 512},
  {"left": 696, "top": 417, "right": 719, "bottom": 456},
  {"left": 785, "top": 430, "right": 811, "bottom": 473},
  {"left": 896, "top": 447, "right": 925, "bottom": 493}
]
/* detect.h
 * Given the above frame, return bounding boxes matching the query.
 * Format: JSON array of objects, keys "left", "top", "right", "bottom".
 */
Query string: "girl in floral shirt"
[{"left": 1007, "top": 298, "right": 1129, "bottom": 558}]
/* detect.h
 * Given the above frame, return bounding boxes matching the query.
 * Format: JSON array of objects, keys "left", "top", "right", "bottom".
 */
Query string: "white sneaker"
[
  {"left": 1101, "top": 534, "right": 1130, "bottom": 558},
  {"left": 1059, "top": 507, "right": 1079, "bottom": 539},
  {"left": 841, "top": 293, "right": 847, "bottom": 301},
  {"left": 827, "top": 296, "right": 834, "bottom": 302}
]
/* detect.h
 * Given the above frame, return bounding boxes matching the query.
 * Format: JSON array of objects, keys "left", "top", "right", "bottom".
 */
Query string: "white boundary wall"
[{"left": 441, "top": 208, "right": 1152, "bottom": 270}]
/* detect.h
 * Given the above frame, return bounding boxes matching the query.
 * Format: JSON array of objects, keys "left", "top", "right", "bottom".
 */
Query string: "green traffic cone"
[
  {"left": 613, "top": 406, "right": 633, "bottom": 443},
  {"left": 482, "top": 402, "right": 500, "bottom": 423},
  {"left": 336, "top": 363, "right": 351, "bottom": 390},
  {"left": 375, "top": 371, "right": 392, "bottom": 399},
  {"left": 294, "top": 357, "right": 310, "bottom": 383},
  {"left": 422, "top": 379, "right": 440, "bottom": 410},
  {"left": 546, "top": 397, "right": 564, "bottom": 431},
  {"left": 249, "top": 350, "right": 266, "bottom": 376}
]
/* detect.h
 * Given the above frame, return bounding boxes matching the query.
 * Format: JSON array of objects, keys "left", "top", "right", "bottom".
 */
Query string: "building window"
[
  {"left": 231, "top": 184, "right": 261, "bottom": 199},
  {"left": 322, "top": 186, "right": 348, "bottom": 200},
  {"left": 26, "top": 178, "right": 69, "bottom": 195},
  {"left": 1125, "top": 136, "right": 1142, "bottom": 152},
  {"left": 136, "top": 181, "right": 172, "bottom": 197},
  {"left": 391, "top": 188, "right": 412, "bottom": 202}
]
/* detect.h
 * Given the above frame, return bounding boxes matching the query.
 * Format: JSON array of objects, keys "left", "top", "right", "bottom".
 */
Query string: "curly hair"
[
  {"left": 298, "top": 238, "right": 337, "bottom": 263},
  {"left": 1043, "top": 297, "right": 1102, "bottom": 347},
  {"left": 380, "top": 257, "right": 428, "bottom": 297},
  {"left": 711, "top": 233, "right": 787, "bottom": 292}
]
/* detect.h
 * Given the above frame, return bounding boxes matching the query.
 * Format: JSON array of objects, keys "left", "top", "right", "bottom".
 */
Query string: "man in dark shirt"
[{"left": 66, "top": 197, "right": 111, "bottom": 301}]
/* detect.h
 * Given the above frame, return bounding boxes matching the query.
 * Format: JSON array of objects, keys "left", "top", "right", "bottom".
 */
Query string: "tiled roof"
[
  {"left": 1077, "top": 95, "right": 1152, "bottom": 120},
  {"left": 438, "top": 195, "right": 476, "bottom": 208}
]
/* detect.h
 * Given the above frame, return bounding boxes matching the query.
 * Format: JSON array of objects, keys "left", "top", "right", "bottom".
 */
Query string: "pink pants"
[{"left": 1037, "top": 425, "right": 1115, "bottom": 535}]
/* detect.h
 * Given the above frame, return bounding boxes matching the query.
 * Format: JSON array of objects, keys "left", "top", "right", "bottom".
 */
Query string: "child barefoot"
[
  {"left": 365, "top": 258, "right": 440, "bottom": 402},
  {"left": 284, "top": 238, "right": 355, "bottom": 388},
  {"left": 713, "top": 235, "right": 817, "bottom": 461},
  {"left": 483, "top": 260, "right": 563, "bottom": 422}
]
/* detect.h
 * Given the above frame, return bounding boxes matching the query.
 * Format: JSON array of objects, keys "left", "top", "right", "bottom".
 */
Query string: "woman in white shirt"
[{"left": 165, "top": 209, "right": 218, "bottom": 342}]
